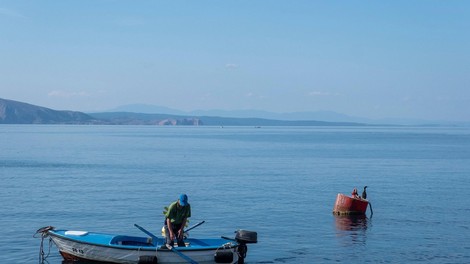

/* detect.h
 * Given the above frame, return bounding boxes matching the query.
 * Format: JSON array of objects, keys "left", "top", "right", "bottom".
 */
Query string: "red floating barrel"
[{"left": 333, "top": 193, "right": 369, "bottom": 215}]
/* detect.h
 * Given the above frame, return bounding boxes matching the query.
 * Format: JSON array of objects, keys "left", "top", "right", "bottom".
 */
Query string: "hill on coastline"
[
  {"left": 0, "top": 98, "right": 366, "bottom": 126},
  {"left": 0, "top": 98, "right": 96, "bottom": 124}
]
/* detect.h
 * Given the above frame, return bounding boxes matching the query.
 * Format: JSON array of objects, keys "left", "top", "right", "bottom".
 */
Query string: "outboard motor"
[
  {"left": 235, "top": 230, "right": 257, "bottom": 244},
  {"left": 235, "top": 230, "right": 257, "bottom": 264}
]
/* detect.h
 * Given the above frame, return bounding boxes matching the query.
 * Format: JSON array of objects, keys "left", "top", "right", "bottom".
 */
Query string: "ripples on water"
[{"left": 1, "top": 125, "right": 470, "bottom": 263}]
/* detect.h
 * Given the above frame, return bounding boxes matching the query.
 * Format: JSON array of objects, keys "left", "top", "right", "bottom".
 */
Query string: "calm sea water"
[{"left": 1, "top": 125, "right": 470, "bottom": 264}]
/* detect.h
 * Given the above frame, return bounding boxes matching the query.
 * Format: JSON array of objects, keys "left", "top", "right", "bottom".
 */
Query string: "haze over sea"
[{"left": 1, "top": 125, "right": 469, "bottom": 263}]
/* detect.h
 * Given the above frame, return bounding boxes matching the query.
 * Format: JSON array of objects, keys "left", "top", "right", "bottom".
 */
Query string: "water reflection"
[{"left": 334, "top": 215, "right": 370, "bottom": 246}]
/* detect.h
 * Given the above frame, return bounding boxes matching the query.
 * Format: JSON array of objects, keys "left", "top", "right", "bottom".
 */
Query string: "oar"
[
  {"left": 134, "top": 224, "right": 198, "bottom": 264},
  {"left": 134, "top": 224, "right": 158, "bottom": 246},
  {"left": 166, "top": 244, "right": 198, "bottom": 264},
  {"left": 184, "top": 220, "right": 205, "bottom": 233},
  {"left": 134, "top": 224, "right": 158, "bottom": 240}
]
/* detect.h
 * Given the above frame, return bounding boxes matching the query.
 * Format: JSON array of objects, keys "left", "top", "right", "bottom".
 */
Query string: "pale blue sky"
[{"left": 1, "top": 1, "right": 469, "bottom": 121}]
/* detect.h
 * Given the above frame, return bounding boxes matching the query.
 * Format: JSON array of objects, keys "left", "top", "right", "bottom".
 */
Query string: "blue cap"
[{"left": 179, "top": 194, "right": 188, "bottom": 206}]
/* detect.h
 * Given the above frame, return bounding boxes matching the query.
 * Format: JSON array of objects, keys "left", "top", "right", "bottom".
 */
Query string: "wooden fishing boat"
[
  {"left": 332, "top": 193, "right": 369, "bottom": 215},
  {"left": 36, "top": 225, "right": 257, "bottom": 264}
]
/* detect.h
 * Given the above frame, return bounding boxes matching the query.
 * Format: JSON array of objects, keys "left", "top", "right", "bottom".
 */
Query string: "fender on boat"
[
  {"left": 214, "top": 251, "right": 233, "bottom": 263},
  {"left": 138, "top": 255, "right": 158, "bottom": 264}
]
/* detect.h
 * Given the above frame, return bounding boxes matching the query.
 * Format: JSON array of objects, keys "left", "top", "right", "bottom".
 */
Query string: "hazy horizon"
[{"left": 1, "top": 1, "right": 469, "bottom": 122}]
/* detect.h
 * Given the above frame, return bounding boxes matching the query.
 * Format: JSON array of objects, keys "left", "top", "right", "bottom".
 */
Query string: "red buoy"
[{"left": 333, "top": 193, "right": 369, "bottom": 215}]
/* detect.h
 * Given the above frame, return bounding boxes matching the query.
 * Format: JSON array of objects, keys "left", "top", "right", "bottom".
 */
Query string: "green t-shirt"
[{"left": 165, "top": 201, "right": 191, "bottom": 225}]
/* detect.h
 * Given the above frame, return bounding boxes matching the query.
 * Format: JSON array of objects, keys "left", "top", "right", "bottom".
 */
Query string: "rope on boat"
[
  {"left": 214, "top": 242, "right": 235, "bottom": 254},
  {"left": 34, "top": 226, "right": 54, "bottom": 264}
]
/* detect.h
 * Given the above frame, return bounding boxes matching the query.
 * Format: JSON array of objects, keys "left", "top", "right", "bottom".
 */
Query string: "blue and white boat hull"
[{"left": 44, "top": 228, "right": 244, "bottom": 264}]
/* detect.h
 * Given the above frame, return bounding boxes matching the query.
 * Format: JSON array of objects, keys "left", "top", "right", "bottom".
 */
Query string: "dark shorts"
[{"left": 164, "top": 220, "right": 185, "bottom": 247}]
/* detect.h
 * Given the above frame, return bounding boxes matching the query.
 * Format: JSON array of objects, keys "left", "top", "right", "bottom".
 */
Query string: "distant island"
[
  {"left": 0, "top": 98, "right": 366, "bottom": 126},
  {"left": 0, "top": 98, "right": 95, "bottom": 124}
]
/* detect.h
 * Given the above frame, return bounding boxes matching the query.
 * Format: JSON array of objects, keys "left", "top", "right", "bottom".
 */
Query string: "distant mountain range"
[
  {"left": 2, "top": 98, "right": 465, "bottom": 126},
  {"left": 108, "top": 103, "right": 453, "bottom": 126},
  {"left": 0, "top": 98, "right": 365, "bottom": 126},
  {"left": 109, "top": 104, "right": 365, "bottom": 123}
]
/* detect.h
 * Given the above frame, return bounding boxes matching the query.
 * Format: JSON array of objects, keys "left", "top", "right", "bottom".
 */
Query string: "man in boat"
[{"left": 164, "top": 194, "right": 191, "bottom": 247}]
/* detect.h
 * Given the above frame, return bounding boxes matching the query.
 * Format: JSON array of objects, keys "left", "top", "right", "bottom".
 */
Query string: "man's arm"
[
  {"left": 178, "top": 217, "right": 187, "bottom": 239},
  {"left": 166, "top": 218, "right": 175, "bottom": 240}
]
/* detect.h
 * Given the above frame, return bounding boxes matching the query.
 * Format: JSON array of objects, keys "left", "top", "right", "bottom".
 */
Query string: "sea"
[{"left": 1, "top": 125, "right": 469, "bottom": 264}]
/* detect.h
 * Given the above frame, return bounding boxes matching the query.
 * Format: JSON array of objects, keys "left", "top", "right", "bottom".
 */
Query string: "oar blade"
[{"left": 168, "top": 245, "right": 198, "bottom": 264}]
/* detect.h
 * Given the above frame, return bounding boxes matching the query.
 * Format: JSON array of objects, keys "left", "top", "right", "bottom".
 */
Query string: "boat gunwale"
[{"left": 48, "top": 230, "right": 238, "bottom": 252}]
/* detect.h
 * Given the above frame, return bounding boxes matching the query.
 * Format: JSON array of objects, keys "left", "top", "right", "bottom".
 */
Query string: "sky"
[{"left": 1, "top": 1, "right": 469, "bottom": 122}]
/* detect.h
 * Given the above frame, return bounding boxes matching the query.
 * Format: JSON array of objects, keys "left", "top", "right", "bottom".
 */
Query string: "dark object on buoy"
[
  {"left": 138, "top": 255, "right": 157, "bottom": 264},
  {"left": 214, "top": 251, "right": 234, "bottom": 263},
  {"left": 361, "top": 186, "right": 368, "bottom": 199}
]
